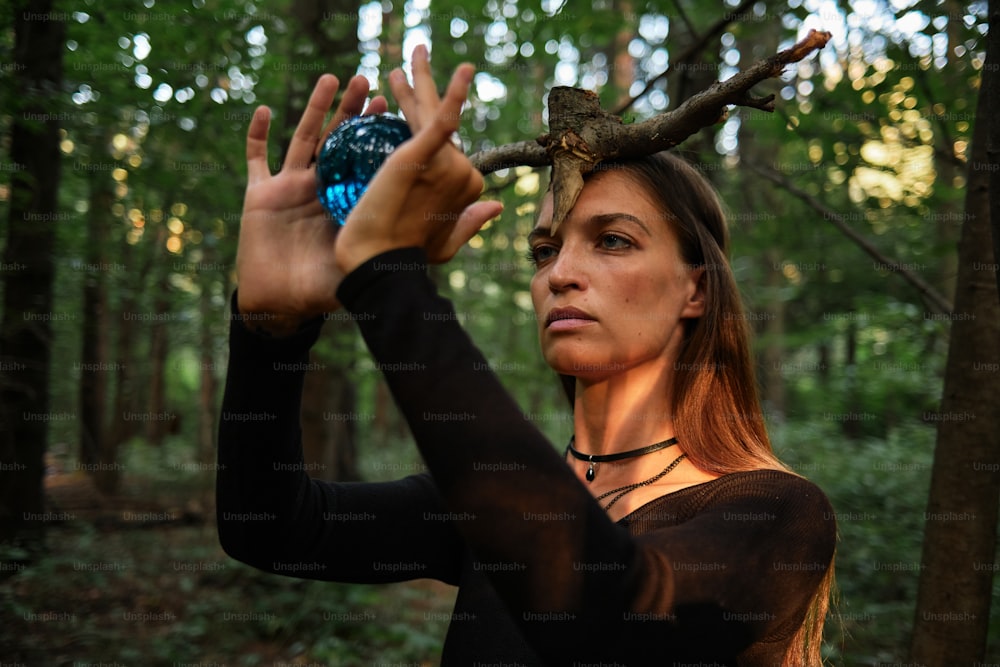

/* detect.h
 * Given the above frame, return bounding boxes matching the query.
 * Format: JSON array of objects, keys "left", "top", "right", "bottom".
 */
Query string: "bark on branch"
[{"left": 470, "top": 29, "right": 832, "bottom": 229}]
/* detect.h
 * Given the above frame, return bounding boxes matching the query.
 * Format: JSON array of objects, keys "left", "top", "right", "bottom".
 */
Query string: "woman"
[{"left": 218, "top": 46, "right": 836, "bottom": 666}]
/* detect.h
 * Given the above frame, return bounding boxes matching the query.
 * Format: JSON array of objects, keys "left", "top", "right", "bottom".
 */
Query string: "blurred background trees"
[{"left": 0, "top": 0, "right": 996, "bottom": 664}]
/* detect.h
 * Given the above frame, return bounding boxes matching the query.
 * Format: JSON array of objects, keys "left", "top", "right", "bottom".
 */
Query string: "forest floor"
[
  {"left": 1, "top": 464, "right": 456, "bottom": 667},
  {"left": 6, "top": 427, "right": 996, "bottom": 666}
]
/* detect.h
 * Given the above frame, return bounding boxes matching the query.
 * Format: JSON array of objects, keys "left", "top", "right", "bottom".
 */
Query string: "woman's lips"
[
  {"left": 546, "top": 307, "right": 596, "bottom": 330},
  {"left": 547, "top": 318, "right": 596, "bottom": 331}
]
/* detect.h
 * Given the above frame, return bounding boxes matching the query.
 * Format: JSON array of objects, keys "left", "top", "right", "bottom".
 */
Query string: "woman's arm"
[
  {"left": 336, "top": 248, "right": 836, "bottom": 663},
  {"left": 216, "top": 294, "right": 464, "bottom": 585},
  {"left": 217, "top": 58, "right": 486, "bottom": 586}
]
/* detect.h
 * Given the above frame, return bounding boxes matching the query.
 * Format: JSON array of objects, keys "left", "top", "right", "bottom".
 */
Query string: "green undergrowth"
[
  {"left": 2, "top": 522, "right": 455, "bottom": 665},
  {"left": 2, "top": 499, "right": 454, "bottom": 667}
]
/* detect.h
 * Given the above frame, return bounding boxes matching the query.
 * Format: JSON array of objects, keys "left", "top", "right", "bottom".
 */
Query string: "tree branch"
[
  {"left": 470, "top": 140, "right": 548, "bottom": 176},
  {"left": 470, "top": 29, "right": 832, "bottom": 229},
  {"left": 613, "top": 29, "right": 831, "bottom": 151},
  {"left": 746, "top": 160, "right": 954, "bottom": 315}
]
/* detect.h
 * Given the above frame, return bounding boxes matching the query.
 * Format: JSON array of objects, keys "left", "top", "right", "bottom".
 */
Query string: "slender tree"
[
  {"left": 0, "top": 2, "right": 64, "bottom": 550},
  {"left": 78, "top": 162, "right": 113, "bottom": 475},
  {"left": 276, "top": 0, "right": 364, "bottom": 481},
  {"left": 908, "top": 6, "right": 1000, "bottom": 659},
  {"left": 990, "top": 0, "right": 1000, "bottom": 300}
]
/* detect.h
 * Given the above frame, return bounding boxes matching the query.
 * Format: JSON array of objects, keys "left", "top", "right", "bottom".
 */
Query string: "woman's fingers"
[
  {"left": 435, "top": 200, "right": 504, "bottom": 261},
  {"left": 409, "top": 46, "right": 474, "bottom": 134},
  {"left": 333, "top": 75, "right": 372, "bottom": 123},
  {"left": 314, "top": 76, "right": 387, "bottom": 158},
  {"left": 388, "top": 68, "right": 418, "bottom": 129},
  {"left": 411, "top": 45, "right": 441, "bottom": 126},
  {"left": 439, "top": 63, "right": 475, "bottom": 135},
  {"left": 246, "top": 106, "right": 273, "bottom": 186},
  {"left": 397, "top": 64, "right": 474, "bottom": 166},
  {"left": 365, "top": 95, "right": 389, "bottom": 116},
  {"left": 285, "top": 74, "right": 340, "bottom": 171},
  {"left": 245, "top": 55, "right": 475, "bottom": 189},
  {"left": 392, "top": 46, "right": 473, "bottom": 135}
]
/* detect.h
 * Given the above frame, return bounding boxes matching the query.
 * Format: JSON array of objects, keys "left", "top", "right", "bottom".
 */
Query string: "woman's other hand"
[
  {"left": 334, "top": 46, "right": 503, "bottom": 275},
  {"left": 235, "top": 74, "right": 387, "bottom": 335}
]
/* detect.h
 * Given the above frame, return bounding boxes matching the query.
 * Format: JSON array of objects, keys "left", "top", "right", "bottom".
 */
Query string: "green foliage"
[{"left": 776, "top": 420, "right": 934, "bottom": 663}]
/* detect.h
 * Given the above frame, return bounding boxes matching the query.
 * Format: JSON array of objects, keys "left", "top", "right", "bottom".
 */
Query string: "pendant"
[
  {"left": 586, "top": 460, "right": 596, "bottom": 482},
  {"left": 316, "top": 114, "right": 412, "bottom": 226}
]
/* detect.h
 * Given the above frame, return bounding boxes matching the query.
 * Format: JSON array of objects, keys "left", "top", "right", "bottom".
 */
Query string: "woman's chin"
[{"left": 543, "top": 351, "right": 623, "bottom": 380}]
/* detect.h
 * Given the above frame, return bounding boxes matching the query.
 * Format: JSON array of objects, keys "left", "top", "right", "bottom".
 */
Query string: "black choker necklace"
[{"left": 564, "top": 435, "right": 679, "bottom": 482}]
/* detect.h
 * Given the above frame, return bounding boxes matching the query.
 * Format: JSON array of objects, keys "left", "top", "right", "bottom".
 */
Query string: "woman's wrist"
[
  {"left": 243, "top": 314, "right": 310, "bottom": 339},
  {"left": 234, "top": 295, "right": 315, "bottom": 339},
  {"left": 334, "top": 235, "right": 405, "bottom": 278}
]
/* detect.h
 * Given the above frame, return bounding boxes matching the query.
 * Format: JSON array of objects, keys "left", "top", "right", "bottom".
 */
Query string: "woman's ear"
[{"left": 681, "top": 266, "right": 706, "bottom": 319}]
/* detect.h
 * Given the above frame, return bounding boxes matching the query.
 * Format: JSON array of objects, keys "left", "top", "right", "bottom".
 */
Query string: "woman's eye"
[
  {"left": 527, "top": 245, "right": 557, "bottom": 264},
  {"left": 600, "top": 234, "right": 631, "bottom": 250}
]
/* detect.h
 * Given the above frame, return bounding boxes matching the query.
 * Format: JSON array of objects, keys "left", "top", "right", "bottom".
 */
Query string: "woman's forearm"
[{"left": 216, "top": 293, "right": 466, "bottom": 585}]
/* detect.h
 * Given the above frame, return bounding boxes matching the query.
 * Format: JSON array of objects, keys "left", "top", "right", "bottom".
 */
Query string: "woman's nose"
[{"left": 546, "top": 243, "right": 588, "bottom": 293}]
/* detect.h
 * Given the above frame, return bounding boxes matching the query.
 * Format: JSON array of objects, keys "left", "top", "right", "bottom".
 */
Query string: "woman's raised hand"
[
  {"left": 235, "top": 75, "right": 388, "bottom": 335},
  {"left": 334, "top": 46, "right": 503, "bottom": 275},
  {"left": 235, "top": 49, "right": 501, "bottom": 335}
]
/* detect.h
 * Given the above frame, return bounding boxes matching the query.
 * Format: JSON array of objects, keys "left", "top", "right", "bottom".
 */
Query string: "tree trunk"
[
  {"left": 109, "top": 243, "right": 140, "bottom": 450},
  {"left": 669, "top": 12, "right": 720, "bottom": 154},
  {"left": 78, "top": 168, "right": 112, "bottom": 472},
  {"left": 759, "top": 249, "right": 787, "bottom": 420},
  {"left": 198, "top": 257, "right": 219, "bottom": 464},
  {"left": 375, "top": 376, "right": 410, "bottom": 443},
  {"left": 301, "top": 332, "right": 360, "bottom": 482},
  {"left": 146, "top": 280, "right": 172, "bottom": 447},
  {"left": 736, "top": 22, "right": 786, "bottom": 422},
  {"left": 908, "top": 30, "right": 1000, "bottom": 662},
  {"left": 281, "top": 0, "right": 361, "bottom": 482},
  {"left": 381, "top": 2, "right": 403, "bottom": 67},
  {"left": 109, "top": 205, "right": 166, "bottom": 452},
  {"left": 989, "top": 0, "right": 1000, "bottom": 305},
  {"left": 841, "top": 319, "right": 861, "bottom": 439},
  {"left": 609, "top": 0, "right": 636, "bottom": 110},
  {"left": 0, "top": 2, "right": 64, "bottom": 551}
]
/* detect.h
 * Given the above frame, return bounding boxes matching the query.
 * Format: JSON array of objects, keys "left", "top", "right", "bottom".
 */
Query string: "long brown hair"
[{"left": 558, "top": 151, "right": 834, "bottom": 666}]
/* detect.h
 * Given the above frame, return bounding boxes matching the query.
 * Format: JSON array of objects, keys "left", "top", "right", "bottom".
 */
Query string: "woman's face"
[{"left": 529, "top": 169, "right": 705, "bottom": 381}]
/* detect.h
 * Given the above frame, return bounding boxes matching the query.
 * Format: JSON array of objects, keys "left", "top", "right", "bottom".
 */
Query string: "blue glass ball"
[{"left": 315, "top": 113, "right": 412, "bottom": 225}]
